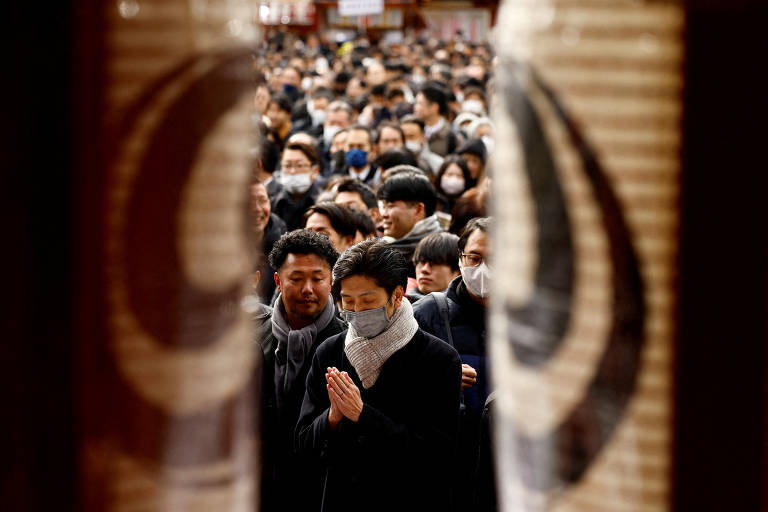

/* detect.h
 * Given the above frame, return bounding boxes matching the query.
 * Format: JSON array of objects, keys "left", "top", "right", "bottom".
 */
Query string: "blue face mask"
[
  {"left": 342, "top": 304, "right": 391, "bottom": 338},
  {"left": 282, "top": 83, "right": 298, "bottom": 95},
  {"left": 345, "top": 148, "right": 368, "bottom": 169}
]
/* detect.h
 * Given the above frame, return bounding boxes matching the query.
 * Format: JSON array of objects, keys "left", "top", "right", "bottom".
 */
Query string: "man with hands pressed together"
[{"left": 295, "top": 239, "right": 461, "bottom": 512}]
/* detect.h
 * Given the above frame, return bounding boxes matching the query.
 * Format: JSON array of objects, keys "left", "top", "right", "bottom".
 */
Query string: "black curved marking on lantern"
[
  {"left": 106, "top": 50, "right": 257, "bottom": 465},
  {"left": 502, "top": 69, "right": 575, "bottom": 368},
  {"left": 123, "top": 50, "right": 254, "bottom": 349},
  {"left": 501, "top": 62, "right": 646, "bottom": 491}
]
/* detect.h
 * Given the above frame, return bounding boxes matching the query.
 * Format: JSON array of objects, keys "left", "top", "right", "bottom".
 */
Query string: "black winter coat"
[
  {"left": 258, "top": 313, "right": 347, "bottom": 512},
  {"left": 296, "top": 328, "right": 462, "bottom": 512}
]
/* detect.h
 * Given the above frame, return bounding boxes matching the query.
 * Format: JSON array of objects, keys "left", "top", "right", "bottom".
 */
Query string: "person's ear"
[
  {"left": 340, "top": 234, "right": 356, "bottom": 252},
  {"left": 274, "top": 272, "right": 282, "bottom": 293},
  {"left": 369, "top": 207, "right": 381, "bottom": 222},
  {"left": 412, "top": 201, "right": 426, "bottom": 220},
  {"left": 310, "top": 165, "right": 319, "bottom": 181},
  {"left": 253, "top": 270, "right": 262, "bottom": 290},
  {"left": 392, "top": 285, "right": 404, "bottom": 309}
]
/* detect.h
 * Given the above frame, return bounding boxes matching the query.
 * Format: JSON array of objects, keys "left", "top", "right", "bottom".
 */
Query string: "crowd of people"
[{"left": 248, "top": 29, "right": 497, "bottom": 511}]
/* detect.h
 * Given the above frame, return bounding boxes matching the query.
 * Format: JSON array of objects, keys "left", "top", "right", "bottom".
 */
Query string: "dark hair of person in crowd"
[
  {"left": 303, "top": 202, "right": 358, "bottom": 239},
  {"left": 386, "top": 87, "right": 405, "bottom": 103},
  {"left": 267, "top": 228, "right": 339, "bottom": 272},
  {"left": 377, "top": 147, "right": 419, "bottom": 171},
  {"left": 418, "top": 82, "right": 449, "bottom": 117},
  {"left": 377, "top": 169, "right": 437, "bottom": 217},
  {"left": 462, "top": 86, "right": 487, "bottom": 105},
  {"left": 335, "top": 177, "right": 377, "bottom": 209},
  {"left": 284, "top": 141, "right": 319, "bottom": 166},
  {"left": 331, "top": 238, "right": 408, "bottom": 301},
  {"left": 413, "top": 232, "right": 460, "bottom": 272},
  {"left": 375, "top": 121, "right": 405, "bottom": 145},
  {"left": 456, "top": 138, "right": 487, "bottom": 164},
  {"left": 399, "top": 114, "right": 425, "bottom": 133},
  {"left": 458, "top": 217, "right": 490, "bottom": 253},
  {"left": 347, "top": 207, "right": 377, "bottom": 239},
  {"left": 269, "top": 92, "right": 293, "bottom": 114},
  {"left": 435, "top": 155, "right": 473, "bottom": 193},
  {"left": 310, "top": 86, "right": 335, "bottom": 101},
  {"left": 449, "top": 187, "right": 488, "bottom": 235},
  {"left": 371, "top": 83, "right": 387, "bottom": 98}
]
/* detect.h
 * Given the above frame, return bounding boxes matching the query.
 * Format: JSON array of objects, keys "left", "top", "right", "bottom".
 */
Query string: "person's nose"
[
  {"left": 301, "top": 280, "right": 314, "bottom": 295},
  {"left": 421, "top": 262, "right": 432, "bottom": 274}
]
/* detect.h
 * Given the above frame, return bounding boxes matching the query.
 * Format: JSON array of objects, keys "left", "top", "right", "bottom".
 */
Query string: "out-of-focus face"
[
  {"left": 378, "top": 126, "right": 404, "bottom": 153},
  {"left": 413, "top": 92, "right": 431, "bottom": 120},
  {"left": 365, "top": 63, "right": 386, "bottom": 85},
  {"left": 335, "top": 191, "right": 368, "bottom": 213},
  {"left": 326, "top": 109, "right": 351, "bottom": 130},
  {"left": 305, "top": 212, "right": 348, "bottom": 253},
  {"left": 266, "top": 102, "right": 289, "bottom": 129},
  {"left": 401, "top": 122, "right": 425, "bottom": 145},
  {"left": 474, "top": 124, "right": 493, "bottom": 138},
  {"left": 378, "top": 199, "right": 421, "bottom": 239},
  {"left": 345, "top": 128, "right": 372, "bottom": 153},
  {"left": 253, "top": 85, "right": 270, "bottom": 115},
  {"left": 249, "top": 182, "right": 271, "bottom": 234},
  {"left": 461, "top": 152, "right": 484, "bottom": 179},
  {"left": 282, "top": 67, "right": 301, "bottom": 88},
  {"left": 443, "top": 163, "right": 465, "bottom": 181},
  {"left": 312, "top": 96, "right": 330, "bottom": 112},
  {"left": 281, "top": 148, "right": 318, "bottom": 181},
  {"left": 275, "top": 253, "right": 332, "bottom": 324},
  {"left": 346, "top": 78, "right": 366, "bottom": 100},
  {"left": 330, "top": 131, "right": 348, "bottom": 154},
  {"left": 415, "top": 260, "right": 459, "bottom": 294}
]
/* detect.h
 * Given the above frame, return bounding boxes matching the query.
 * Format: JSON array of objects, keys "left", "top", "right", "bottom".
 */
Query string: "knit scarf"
[
  {"left": 271, "top": 294, "right": 335, "bottom": 406},
  {"left": 344, "top": 297, "right": 419, "bottom": 389}
]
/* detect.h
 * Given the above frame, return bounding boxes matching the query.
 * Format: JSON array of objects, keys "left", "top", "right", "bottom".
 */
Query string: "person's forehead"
[
  {"left": 401, "top": 122, "right": 421, "bottom": 134},
  {"left": 307, "top": 212, "right": 333, "bottom": 228},
  {"left": 381, "top": 126, "right": 401, "bottom": 137},
  {"left": 336, "top": 191, "right": 364, "bottom": 204},
  {"left": 340, "top": 274, "right": 386, "bottom": 295},
  {"left": 465, "top": 229, "right": 488, "bottom": 253},
  {"left": 281, "top": 252, "right": 330, "bottom": 271},
  {"left": 282, "top": 148, "right": 309, "bottom": 162},
  {"left": 347, "top": 129, "right": 370, "bottom": 144}
]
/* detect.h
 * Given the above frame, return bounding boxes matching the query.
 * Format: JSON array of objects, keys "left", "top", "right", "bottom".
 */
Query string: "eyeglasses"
[
  {"left": 460, "top": 252, "right": 486, "bottom": 267},
  {"left": 282, "top": 161, "right": 311, "bottom": 172}
]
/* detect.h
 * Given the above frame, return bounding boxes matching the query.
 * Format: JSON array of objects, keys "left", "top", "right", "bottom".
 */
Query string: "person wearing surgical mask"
[
  {"left": 434, "top": 155, "right": 472, "bottom": 213},
  {"left": 271, "top": 142, "right": 321, "bottom": 231},
  {"left": 400, "top": 115, "right": 444, "bottom": 175},
  {"left": 296, "top": 239, "right": 461, "bottom": 512},
  {"left": 334, "top": 125, "right": 380, "bottom": 187},
  {"left": 411, "top": 216, "right": 491, "bottom": 511},
  {"left": 320, "top": 100, "right": 354, "bottom": 175},
  {"left": 459, "top": 86, "right": 487, "bottom": 116}
]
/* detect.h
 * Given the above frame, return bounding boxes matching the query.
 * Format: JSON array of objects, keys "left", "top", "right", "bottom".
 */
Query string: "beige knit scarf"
[{"left": 344, "top": 298, "right": 419, "bottom": 389}]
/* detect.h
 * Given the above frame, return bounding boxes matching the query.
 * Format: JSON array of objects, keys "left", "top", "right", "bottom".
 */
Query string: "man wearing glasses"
[
  {"left": 411, "top": 216, "right": 491, "bottom": 510},
  {"left": 271, "top": 142, "right": 321, "bottom": 231}
]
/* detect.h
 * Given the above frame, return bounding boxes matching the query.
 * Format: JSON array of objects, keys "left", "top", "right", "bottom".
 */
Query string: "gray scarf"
[
  {"left": 344, "top": 298, "right": 419, "bottom": 389},
  {"left": 271, "top": 294, "right": 335, "bottom": 404}
]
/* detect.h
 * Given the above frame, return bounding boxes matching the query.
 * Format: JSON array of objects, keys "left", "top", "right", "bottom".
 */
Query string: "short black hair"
[
  {"left": 269, "top": 93, "right": 293, "bottom": 114},
  {"left": 347, "top": 208, "right": 377, "bottom": 238},
  {"left": 399, "top": 114, "right": 425, "bottom": 133},
  {"left": 418, "top": 82, "right": 449, "bottom": 117},
  {"left": 375, "top": 121, "right": 405, "bottom": 144},
  {"left": 458, "top": 217, "right": 490, "bottom": 252},
  {"left": 332, "top": 239, "right": 408, "bottom": 301},
  {"left": 377, "top": 169, "right": 437, "bottom": 217},
  {"left": 335, "top": 177, "right": 377, "bottom": 209},
  {"left": 283, "top": 142, "right": 319, "bottom": 166},
  {"left": 304, "top": 201, "right": 357, "bottom": 239},
  {"left": 377, "top": 147, "right": 418, "bottom": 171},
  {"left": 413, "top": 232, "right": 460, "bottom": 271},
  {"left": 311, "top": 86, "right": 335, "bottom": 101},
  {"left": 268, "top": 229, "right": 339, "bottom": 272}
]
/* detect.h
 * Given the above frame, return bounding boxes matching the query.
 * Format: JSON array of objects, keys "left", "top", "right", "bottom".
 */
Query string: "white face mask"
[
  {"left": 311, "top": 108, "right": 327, "bottom": 126},
  {"left": 357, "top": 114, "right": 373, "bottom": 127},
  {"left": 481, "top": 135, "right": 495, "bottom": 155},
  {"left": 461, "top": 262, "right": 491, "bottom": 298},
  {"left": 455, "top": 92, "right": 465, "bottom": 103},
  {"left": 405, "top": 140, "right": 422, "bottom": 153},
  {"left": 323, "top": 125, "right": 341, "bottom": 146},
  {"left": 462, "top": 99, "right": 485, "bottom": 115},
  {"left": 280, "top": 172, "right": 313, "bottom": 195},
  {"left": 301, "top": 76, "right": 313, "bottom": 91},
  {"left": 440, "top": 176, "right": 465, "bottom": 196}
]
